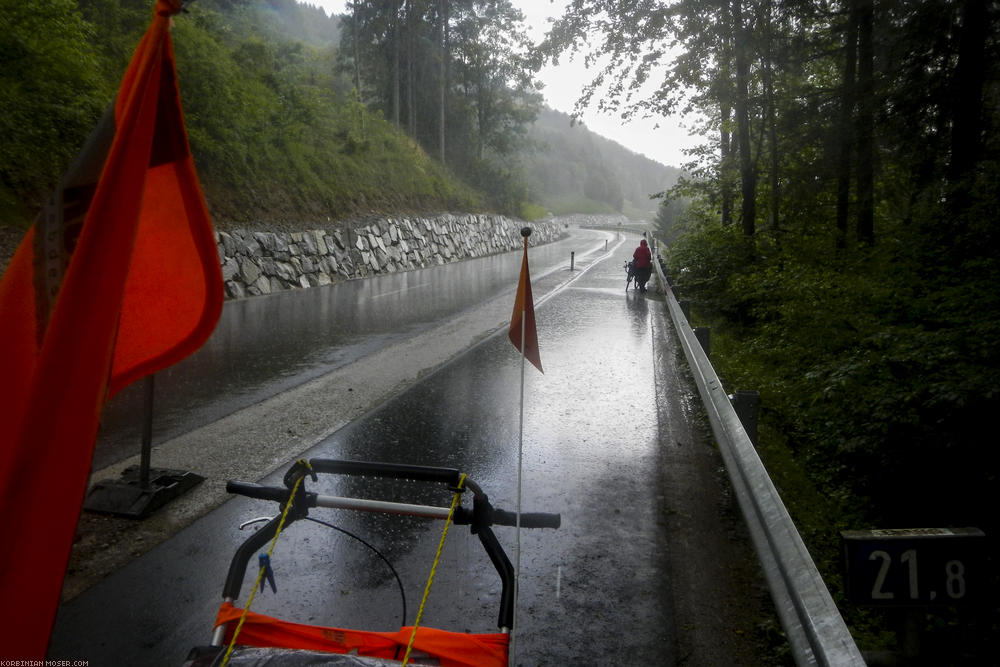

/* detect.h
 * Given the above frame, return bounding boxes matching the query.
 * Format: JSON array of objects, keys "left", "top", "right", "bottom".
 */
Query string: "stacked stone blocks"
[{"left": 217, "top": 213, "right": 563, "bottom": 299}]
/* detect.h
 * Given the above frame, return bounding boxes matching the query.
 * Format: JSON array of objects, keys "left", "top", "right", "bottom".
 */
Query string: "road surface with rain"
[{"left": 51, "top": 223, "right": 776, "bottom": 666}]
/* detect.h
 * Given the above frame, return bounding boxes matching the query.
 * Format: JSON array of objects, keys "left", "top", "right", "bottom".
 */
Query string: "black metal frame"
[{"left": 219, "top": 458, "right": 558, "bottom": 631}]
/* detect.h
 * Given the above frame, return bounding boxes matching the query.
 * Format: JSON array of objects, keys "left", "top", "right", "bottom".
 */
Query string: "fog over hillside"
[{"left": 523, "top": 108, "right": 683, "bottom": 218}]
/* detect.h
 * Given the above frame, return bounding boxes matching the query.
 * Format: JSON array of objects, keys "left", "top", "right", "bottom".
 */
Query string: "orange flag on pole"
[
  {"left": 508, "top": 228, "right": 542, "bottom": 373},
  {"left": 0, "top": 0, "right": 223, "bottom": 656}
]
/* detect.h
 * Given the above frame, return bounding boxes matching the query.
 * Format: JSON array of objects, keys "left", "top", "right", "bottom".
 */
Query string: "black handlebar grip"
[
  {"left": 225, "top": 481, "right": 290, "bottom": 502},
  {"left": 492, "top": 509, "right": 561, "bottom": 529}
]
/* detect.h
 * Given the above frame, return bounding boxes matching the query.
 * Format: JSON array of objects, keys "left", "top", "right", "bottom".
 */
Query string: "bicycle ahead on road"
[
  {"left": 184, "top": 458, "right": 560, "bottom": 667},
  {"left": 626, "top": 260, "right": 651, "bottom": 293},
  {"left": 625, "top": 260, "right": 636, "bottom": 291}
]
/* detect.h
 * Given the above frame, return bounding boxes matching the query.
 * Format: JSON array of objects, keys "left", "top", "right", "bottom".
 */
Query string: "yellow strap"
[
  {"left": 221, "top": 459, "right": 312, "bottom": 667},
  {"left": 401, "top": 473, "right": 466, "bottom": 666}
]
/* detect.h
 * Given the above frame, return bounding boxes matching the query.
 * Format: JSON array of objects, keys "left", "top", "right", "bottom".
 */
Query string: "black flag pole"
[{"left": 84, "top": 374, "right": 204, "bottom": 518}]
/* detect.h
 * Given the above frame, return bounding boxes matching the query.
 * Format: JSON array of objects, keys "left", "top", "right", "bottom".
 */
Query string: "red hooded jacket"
[{"left": 633, "top": 239, "right": 652, "bottom": 268}]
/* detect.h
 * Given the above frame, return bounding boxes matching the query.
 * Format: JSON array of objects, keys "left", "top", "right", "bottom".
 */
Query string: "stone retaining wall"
[{"left": 216, "top": 213, "right": 565, "bottom": 299}]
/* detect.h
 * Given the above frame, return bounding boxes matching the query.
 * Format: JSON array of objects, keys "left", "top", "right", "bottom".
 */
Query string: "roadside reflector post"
[
  {"left": 728, "top": 390, "right": 760, "bottom": 444},
  {"left": 679, "top": 300, "right": 691, "bottom": 322},
  {"left": 570, "top": 251, "right": 575, "bottom": 271},
  {"left": 694, "top": 326, "right": 710, "bottom": 358}
]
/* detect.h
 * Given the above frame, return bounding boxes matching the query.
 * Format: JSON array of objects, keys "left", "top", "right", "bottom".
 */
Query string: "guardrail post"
[
  {"left": 678, "top": 300, "right": 691, "bottom": 322},
  {"left": 694, "top": 326, "right": 710, "bottom": 358},
  {"left": 728, "top": 390, "right": 760, "bottom": 445}
]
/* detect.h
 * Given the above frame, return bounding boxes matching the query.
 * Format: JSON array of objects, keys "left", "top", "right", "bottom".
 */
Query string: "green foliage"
[
  {"left": 664, "top": 209, "right": 755, "bottom": 323},
  {"left": 0, "top": 0, "right": 485, "bottom": 228},
  {"left": 666, "top": 196, "right": 1000, "bottom": 653},
  {"left": 76, "top": 0, "right": 150, "bottom": 76},
  {"left": 0, "top": 0, "right": 109, "bottom": 219},
  {"left": 1, "top": 0, "right": 663, "bottom": 232},
  {"left": 518, "top": 200, "right": 548, "bottom": 221},
  {"left": 335, "top": 0, "right": 543, "bottom": 216},
  {"left": 669, "top": 196, "right": 1000, "bottom": 514},
  {"left": 174, "top": 1, "right": 484, "bottom": 221},
  {"left": 654, "top": 192, "right": 692, "bottom": 244}
]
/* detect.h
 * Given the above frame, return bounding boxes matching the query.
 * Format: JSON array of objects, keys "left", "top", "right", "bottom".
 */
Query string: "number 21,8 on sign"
[{"left": 841, "top": 528, "right": 984, "bottom": 606}]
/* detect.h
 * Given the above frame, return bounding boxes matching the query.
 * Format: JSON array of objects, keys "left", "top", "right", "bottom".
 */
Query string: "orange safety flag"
[
  {"left": 214, "top": 603, "right": 510, "bottom": 667},
  {"left": 508, "top": 233, "right": 542, "bottom": 373},
  {"left": 0, "top": 0, "right": 223, "bottom": 656}
]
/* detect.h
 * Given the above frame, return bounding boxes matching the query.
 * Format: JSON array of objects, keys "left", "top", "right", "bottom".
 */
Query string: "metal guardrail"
[{"left": 652, "top": 254, "right": 867, "bottom": 667}]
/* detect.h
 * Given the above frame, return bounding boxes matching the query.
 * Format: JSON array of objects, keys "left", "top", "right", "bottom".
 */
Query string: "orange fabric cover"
[
  {"left": 215, "top": 602, "right": 509, "bottom": 667},
  {"left": 0, "top": 0, "right": 222, "bottom": 656}
]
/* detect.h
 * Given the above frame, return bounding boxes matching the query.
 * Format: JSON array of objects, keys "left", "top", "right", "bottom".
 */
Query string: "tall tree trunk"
[
  {"left": 438, "top": 0, "right": 448, "bottom": 163},
  {"left": 720, "top": 100, "right": 733, "bottom": 227},
  {"left": 351, "top": 2, "right": 362, "bottom": 93},
  {"left": 406, "top": 0, "right": 416, "bottom": 136},
  {"left": 719, "top": 24, "right": 734, "bottom": 229},
  {"left": 476, "top": 67, "right": 486, "bottom": 162},
  {"left": 836, "top": 0, "right": 858, "bottom": 249},
  {"left": 352, "top": 1, "right": 365, "bottom": 134},
  {"left": 763, "top": 0, "right": 779, "bottom": 235},
  {"left": 855, "top": 0, "right": 874, "bottom": 246},
  {"left": 948, "top": 0, "right": 988, "bottom": 213},
  {"left": 733, "top": 0, "right": 756, "bottom": 237},
  {"left": 391, "top": 1, "right": 401, "bottom": 126}
]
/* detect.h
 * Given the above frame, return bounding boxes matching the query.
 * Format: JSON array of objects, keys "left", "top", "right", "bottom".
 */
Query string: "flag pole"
[
  {"left": 507, "top": 225, "right": 541, "bottom": 667},
  {"left": 511, "top": 227, "right": 530, "bottom": 667}
]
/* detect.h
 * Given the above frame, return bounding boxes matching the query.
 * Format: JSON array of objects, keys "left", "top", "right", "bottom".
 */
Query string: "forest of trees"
[
  {"left": 335, "top": 0, "right": 546, "bottom": 210},
  {"left": 543, "top": 0, "right": 998, "bottom": 659},
  {"left": 1, "top": 0, "right": 485, "bottom": 226},
  {"left": 0, "top": 0, "right": 678, "bottom": 232}
]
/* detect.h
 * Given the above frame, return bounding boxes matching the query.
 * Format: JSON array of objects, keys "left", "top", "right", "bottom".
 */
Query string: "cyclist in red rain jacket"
[{"left": 632, "top": 238, "right": 652, "bottom": 293}]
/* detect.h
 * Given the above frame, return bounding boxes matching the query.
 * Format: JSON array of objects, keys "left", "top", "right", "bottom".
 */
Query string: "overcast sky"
[{"left": 301, "top": 0, "right": 698, "bottom": 168}]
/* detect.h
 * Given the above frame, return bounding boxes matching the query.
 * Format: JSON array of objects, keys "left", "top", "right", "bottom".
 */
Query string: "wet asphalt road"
[
  {"left": 93, "top": 227, "right": 609, "bottom": 471},
  {"left": 50, "top": 226, "right": 765, "bottom": 665}
]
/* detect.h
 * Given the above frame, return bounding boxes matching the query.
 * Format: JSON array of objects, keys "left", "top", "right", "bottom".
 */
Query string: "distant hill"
[
  {"left": 522, "top": 108, "right": 682, "bottom": 219},
  {"left": 249, "top": 0, "right": 341, "bottom": 47}
]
